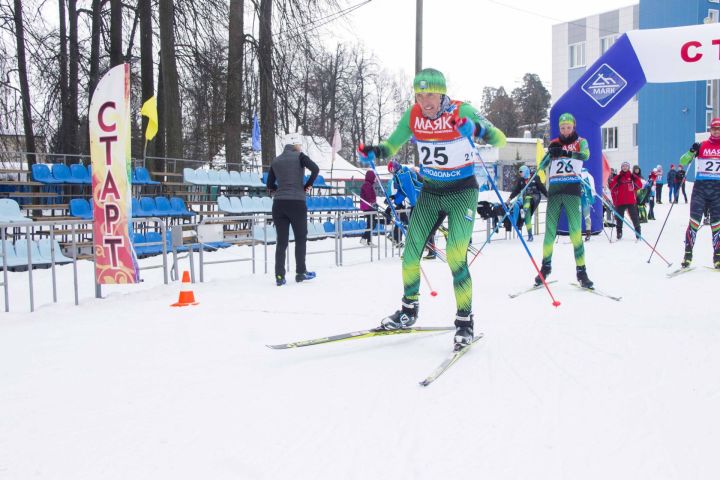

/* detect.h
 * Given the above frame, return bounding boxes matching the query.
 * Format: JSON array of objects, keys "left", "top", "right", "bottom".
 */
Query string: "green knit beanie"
[{"left": 413, "top": 68, "right": 447, "bottom": 94}]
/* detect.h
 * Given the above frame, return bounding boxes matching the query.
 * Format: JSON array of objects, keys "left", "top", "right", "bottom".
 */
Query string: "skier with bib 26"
[
  {"left": 535, "top": 113, "right": 594, "bottom": 288},
  {"left": 357, "top": 68, "right": 506, "bottom": 348}
]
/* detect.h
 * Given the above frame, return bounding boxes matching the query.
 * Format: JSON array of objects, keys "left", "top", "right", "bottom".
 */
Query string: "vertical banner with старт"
[{"left": 89, "top": 63, "right": 139, "bottom": 284}]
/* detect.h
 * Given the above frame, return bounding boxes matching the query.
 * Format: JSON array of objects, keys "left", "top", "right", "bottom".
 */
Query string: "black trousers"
[
  {"left": 655, "top": 183, "right": 664, "bottom": 202},
  {"left": 679, "top": 182, "right": 687, "bottom": 202},
  {"left": 361, "top": 213, "right": 377, "bottom": 241},
  {"left": 616, "top": 203, "right": 641, "bottom": 236},
  {"left": 272, "top": 199, "right": 308, "bottom": 277}
]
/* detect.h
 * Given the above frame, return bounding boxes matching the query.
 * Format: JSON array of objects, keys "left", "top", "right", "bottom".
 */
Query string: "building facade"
[{"left": 552, "top": 0, "right": 720, "bottom": 177}]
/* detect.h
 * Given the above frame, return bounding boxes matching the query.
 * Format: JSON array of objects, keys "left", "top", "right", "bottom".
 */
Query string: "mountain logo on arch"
[{"left": 581, "top": 64, "right": 628, "bottom": 108}]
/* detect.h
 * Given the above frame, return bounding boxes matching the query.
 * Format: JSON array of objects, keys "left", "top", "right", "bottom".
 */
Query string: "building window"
[
  {"left": 633, "top": 123, "right": 638, "bottom": 147},
  {"left": 569, "top": 42, "right": 586, "bottom": 68},
  {"left": 708, "top": 9, "right": 719, "bottom": 22},
  {"left": 708, "top": 111, "right": 714, "bottom": 132},
  {"left": 708, "top": 81, "right": 714, "bottom": 108},
  {"left": 600, "top": 35, "right": 618, "bottom": 55},
  {"left": 602, "top": 127, "right": 618, "bottom": 150}
]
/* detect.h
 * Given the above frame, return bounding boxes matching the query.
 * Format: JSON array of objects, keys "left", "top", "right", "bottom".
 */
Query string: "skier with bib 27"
[
  {"left": 357, "top": 68, "right": 506, "bottom": 348},
  {"left": 678, "top": 117, "right": 720, "bottom": 269}
]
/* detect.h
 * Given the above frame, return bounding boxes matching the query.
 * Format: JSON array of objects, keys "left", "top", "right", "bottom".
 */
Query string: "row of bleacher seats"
[
  {"left": 217, "top": 195, "right": 359, "bottom": 215},
  {"left": 260, "top": 172, "right": 333, "bottom": 189},
  {"left": 32, "top": 164, "right": 160, "bottom": 185},
  {"left": 67, "top": 197, "right": 196, "bottom": 220},
  {"left": 251, "top": 220, "right": 380, "bottom": 244},
  {"left": 307, "top": 196, "right": 357, "bottom": 211},
  {"left": 184, "top": 168, "right": 265, "bottom": 187},
  {"left": 132, "top": 231, "right": 231, "bottom": 257},
  {"left": 1, "top": 238, "right": 73, "bottom": 269},
  {"left": 218, "top": 195, "right": 273, "bottom": 214},
  {"left": 0, "top": 199, "right": 31, "bottom": 222}
]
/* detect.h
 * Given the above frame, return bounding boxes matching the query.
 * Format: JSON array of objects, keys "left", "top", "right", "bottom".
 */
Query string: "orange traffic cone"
[{"left": 171, "top": 270, "right": 198, "bottom": 307}]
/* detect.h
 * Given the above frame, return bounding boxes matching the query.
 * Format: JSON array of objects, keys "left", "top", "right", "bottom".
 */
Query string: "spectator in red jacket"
[{"left": 608, "top": 161, "right": 643, "bottom": 240}]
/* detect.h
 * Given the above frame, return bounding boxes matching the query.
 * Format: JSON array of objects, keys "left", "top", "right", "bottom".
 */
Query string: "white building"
[{"left": 552, "top": 5, "right": 640, "bottom": 171}]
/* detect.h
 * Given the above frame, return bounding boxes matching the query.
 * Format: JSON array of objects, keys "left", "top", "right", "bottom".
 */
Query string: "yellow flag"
[
  {"left": 140, "top": 96, "right": 158, "bottom": 141},
  {"left": 535, "top": 139, "right": 546, "bottom": 183}
]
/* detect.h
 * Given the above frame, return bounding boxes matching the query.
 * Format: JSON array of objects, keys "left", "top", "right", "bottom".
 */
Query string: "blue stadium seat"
[
  {"left": 170, "top": 197, "right": 195, "bottom": 217},
  {"left": 37, "top": 238, "right": 73, "bottom": 264},
  {"left": 323, "top": 221, "right": 335, "bottom": 233},
  {"left": 31, "top": 164, "right": 62, "bottom": 184},
  {"left": 135, "top": 167, "right": 160, "bottom": 185},
  {"left": 131, "top": 232, "right": 147, "bottom": 256},
  {"left": 144, "top": 232, "right": 165, "bottom": 255},
  {"left": 0, "top": 199, "right": 31, "bottom": 222},
  {"left": 261, "top": 171, "right": 269, "bottom": 185},
  {"left": 328, "top": 197, "right": 339, "bottom": 211},
  {"left": 52, "top": 164, "right": 84, "bottom": 184},
  {"left": 140, "top": 197, "right": 159, "bottom": 216},
  {"left": 313, "top": 175, "right": 328, "bottom": 188},
  {"left": 70, "top": 164, "right": 91, "bottom": 184},
  {"left": 69, "top": 198, "right": 93, "bottom": 220},
  {"left": 153, "top": 196, "right": 174, "bottom": 216}
]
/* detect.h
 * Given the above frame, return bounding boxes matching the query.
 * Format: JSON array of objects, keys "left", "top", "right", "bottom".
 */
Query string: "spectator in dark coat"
[
  {"left": 360, "top": 169, "right": 378, "bottom": 245},
  {"left": 675, "top": 164, "right": 687, "bottom": 203},
  {"left": 266, "top": 134, "right": 320, "bottom": 285},
  {"left": 667, "top": 164, "right": 677, "bottom": 203},
  {"left": 608, "top": 161, "right": 643, "bottom": 240}
]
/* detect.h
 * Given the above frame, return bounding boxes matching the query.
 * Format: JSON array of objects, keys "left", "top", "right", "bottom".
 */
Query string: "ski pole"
[
  {"left": 596, "top": 191, "right": 672, "bottom": 267},
  {"left": 458, "top": 127, "right": 561, "bottom": 307},
  {"left": 647, "top": 161, "right": 692, "bottom": 263},
  {"left": 352, "top": 192, "right": 448, "bottom": 261},
  {"left": 357, "top": 147, "right": 438, "bottom": 296},
  {"left": 469, "top": 156, "right": 548, "bottom": 265}
]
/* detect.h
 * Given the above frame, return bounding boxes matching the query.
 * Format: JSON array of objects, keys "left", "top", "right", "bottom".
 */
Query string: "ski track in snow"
[{"left": 1, "top": 185, "right": 719, "bottom": 479}]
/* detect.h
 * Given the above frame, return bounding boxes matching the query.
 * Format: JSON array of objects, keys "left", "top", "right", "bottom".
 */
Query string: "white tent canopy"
[{"left": 275, "top": 134, "right": 366, "bottom": 180}]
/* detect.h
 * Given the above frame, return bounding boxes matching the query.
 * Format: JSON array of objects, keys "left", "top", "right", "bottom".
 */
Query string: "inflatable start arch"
[{"left": 550, "top": 22, "right": 720, "bottom": 233}]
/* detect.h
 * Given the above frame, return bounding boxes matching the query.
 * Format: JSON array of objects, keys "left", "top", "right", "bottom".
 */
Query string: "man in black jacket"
[
  {"left": 675, "top": 164, "right": 687, "bottom": 203},
  {"left": 266, "top": 134, "right": 320, "bottom": 286}
]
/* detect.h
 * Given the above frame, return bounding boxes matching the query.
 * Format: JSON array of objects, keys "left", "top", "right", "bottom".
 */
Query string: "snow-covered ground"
[{"left": 1, "top": 186, "right": 719, "bottom": 479}]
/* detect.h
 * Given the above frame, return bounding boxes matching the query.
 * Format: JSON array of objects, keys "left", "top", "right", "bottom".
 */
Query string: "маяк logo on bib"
[{"left": 581, "top": 64, "right": 627, "bottom": 108}]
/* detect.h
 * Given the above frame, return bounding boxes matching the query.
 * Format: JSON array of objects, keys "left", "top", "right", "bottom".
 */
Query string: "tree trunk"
[
  {"left": 258, "top": 0, "right": 276, "bottom": 169},
  {"left": 158, "top": 0, "right": 184, "bottom": 162},
  {"left": 155, "top": 58, "right": 166, "bottom": 160},
  {"left": 67, "top": 0, "right": 80, "bottom": 154},
  {"left": 88, "top": 0, "right": 102, "bottom": 99},
  {"left": 58, "top": 0, "right": 68, "bottom": 154},
  {"left": 110, "top": 0, "right": 122, "bottom": 66},
  {"left": 13, "top": 0, "right": 36, "bottom": 166},
  {"left": 224, "top": 0, "right": 244, "bottom": 167},
  {"left": 139, "top": 0, "right": 155, "bottom": 170}
]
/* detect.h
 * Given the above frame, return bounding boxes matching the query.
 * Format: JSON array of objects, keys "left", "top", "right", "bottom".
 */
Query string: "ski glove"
[
  {"left": 548, "top": 145, "right": 565, "bottom": 158},
  {"left": 357, "top": 144, "right": 386, "bottom": 163},
  {"left": 690, "top": 142, "right": 701, "bottom": 155}
]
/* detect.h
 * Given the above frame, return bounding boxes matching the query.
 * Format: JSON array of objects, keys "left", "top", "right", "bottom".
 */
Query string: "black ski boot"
[
  {"left": 584, "top": 230, "right": 592, "bottom": 241},
  {"left": 381, "top": 298, "right": 418, "bottom": 330},
  {"left": 454, "top": 313, "right": 474, "bottom": 350},
  {"left": 681, "top": 250, "right": 693, "bottom": 269},
  {"left": 576, "top": 265, "right": 594, "bottom": 289},
  {"left": 534, "top": 261, "right": 551, "bottom": 286}
]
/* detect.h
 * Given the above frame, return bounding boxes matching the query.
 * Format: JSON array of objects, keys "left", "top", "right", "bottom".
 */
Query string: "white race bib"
[
  {"left": 415, "top": 137, "right": 475, "bottom": 170},
  {"left": 549, "top": 157, "right": 583, "bottom": 182},
  {"left": 695, "top": 157, "right": 720, "bottom": 181}
]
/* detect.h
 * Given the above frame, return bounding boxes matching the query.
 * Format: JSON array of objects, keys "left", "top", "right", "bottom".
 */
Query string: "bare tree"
[
  {"left": 110, "top": 0, "right": 122, "bottom": 66},
  {"left": 257, "top": 0, "right": 275, "bottom": 168},
  {"left": 158, "top": 0, "right": 183, "bottom": 161},
  {"left": 12, "top": 0, "right": 36, "bottom": 165},
  {"left": 138, "top": 0, "right": 155, "bottom": 167},
  {"left": 224, "top": 0, "right": 244, "bottom": 165}
]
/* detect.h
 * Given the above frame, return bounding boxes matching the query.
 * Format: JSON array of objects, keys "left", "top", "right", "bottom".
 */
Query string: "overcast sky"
[{"left": 330, "top": 0, "right": 637, "bottom": 104}]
